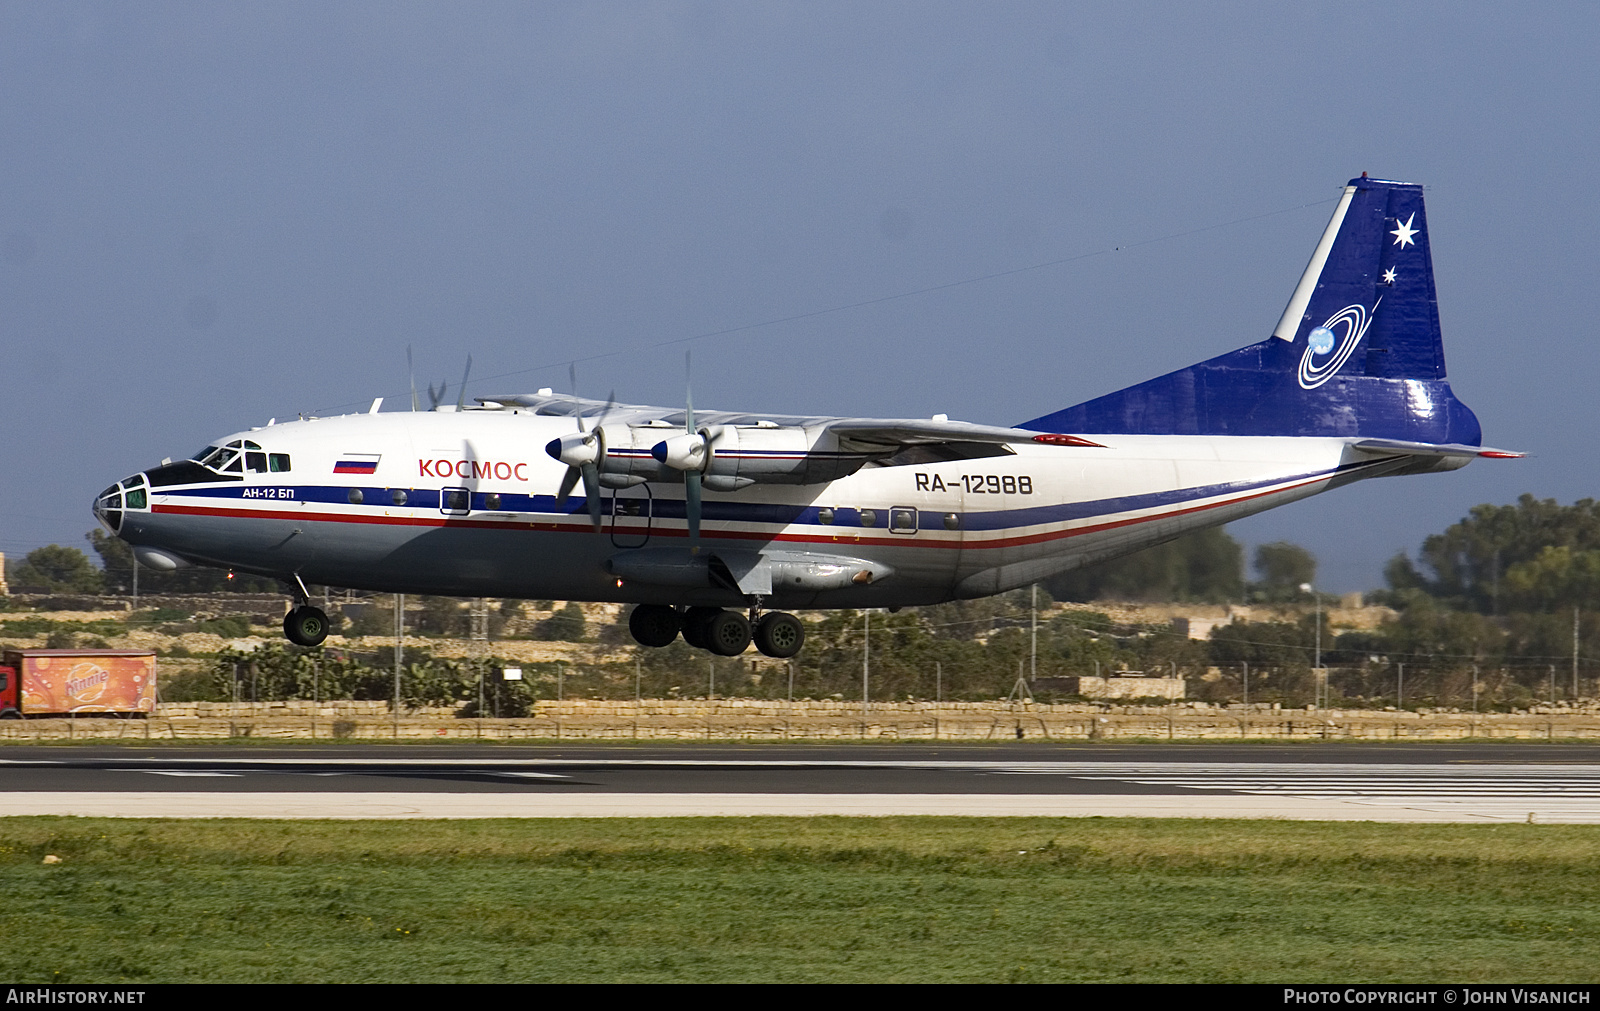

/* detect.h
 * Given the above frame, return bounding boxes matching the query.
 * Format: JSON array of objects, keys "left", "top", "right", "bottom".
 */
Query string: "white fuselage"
[{"left": 105, "top": 406, "right": 1434, "bottom": 608}]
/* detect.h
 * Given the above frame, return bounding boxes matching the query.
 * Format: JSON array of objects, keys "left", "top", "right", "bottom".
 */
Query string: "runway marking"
[
  {"left": 13, "top": 761, "right": 1600, "bottom": 822},
  {"left": 5, "top": 791, "right": 1599, "bottom": 822},
  {"left": 0, "top": 792, "right": 1534, "bottom": 821},
  {"left": 1039, "top": 763, "right": 1600, "bottom": 823},
  {"left": 107, "top": 768, "right": 570, "bottom": 780}
]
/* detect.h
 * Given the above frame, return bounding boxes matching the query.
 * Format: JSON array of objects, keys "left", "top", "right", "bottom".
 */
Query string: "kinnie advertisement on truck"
[{"left": 12, "top": 651, "right": 157, "bottom": 715}]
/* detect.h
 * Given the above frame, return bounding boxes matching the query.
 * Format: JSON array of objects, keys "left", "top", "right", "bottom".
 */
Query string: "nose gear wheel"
[{"left": 284, "top": 605, "right": 330, "bottom": 647}]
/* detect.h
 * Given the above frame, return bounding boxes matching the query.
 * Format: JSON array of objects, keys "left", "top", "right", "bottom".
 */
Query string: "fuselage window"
[
  {"left": 268, "top": 453, "right": 291, "bottom": 472},
  {"left": 391, "top": 489, "right": 408, "bottom": 506},
  {"left": 484, "top": 493, "right": 501, "bottom": 510},
  {"left": 859, "top": 509, "right": 878, "bottom": 527},
  {"left": 348, "top": 489, "right": 364, "bottom": 505}
]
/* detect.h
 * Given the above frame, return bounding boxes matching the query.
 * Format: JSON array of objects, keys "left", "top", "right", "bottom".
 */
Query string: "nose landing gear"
[
  {"left": 284, "top": 605, "right": 330, "bottom": 647},
  {"left": 282, "top": 574, "right": 330, "bottom": 648}
]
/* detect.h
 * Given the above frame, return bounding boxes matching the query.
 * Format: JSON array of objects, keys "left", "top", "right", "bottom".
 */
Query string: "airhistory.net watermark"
[{"left": 5, "top": 991, "right": 146, "bottom": 1004}]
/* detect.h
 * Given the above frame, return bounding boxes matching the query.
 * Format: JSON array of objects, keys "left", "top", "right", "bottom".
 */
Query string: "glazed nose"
[
  {"left": 93, "top": 474, "right": 150, "bottom": 536},
  {"left": 92, "top": 483, "right": 123, "bottom": 534}
]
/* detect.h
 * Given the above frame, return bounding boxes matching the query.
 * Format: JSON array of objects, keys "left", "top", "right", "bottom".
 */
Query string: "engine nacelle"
[{"left": 591, "top": 424, "right": 877, "bottom": 487}]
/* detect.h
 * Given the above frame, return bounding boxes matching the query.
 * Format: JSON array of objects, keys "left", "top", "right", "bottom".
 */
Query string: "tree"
[
  {"left": 1501, "top": 546, "right": 1600, "bottom": 613},
  {"left": 7, "top": 545, "right": 102, "bottom": 593},
  {"left": 1386, "top": 495, "right": 1600, "bottom": 612},
  {"left": 1047, "top": 527, "right": 1244, "bottom": 602},
  {"left": 85, "top": 529, "right": 278, "bottom": 594},
  {"left": 1252, "top": 542, "right": 1316, "bottom": 599},
  {"left": 416, "top": 596, "right": 464, "bottom": 637},
  {"left": 536, "top": 602, "right": 587, "bottom": 642}
]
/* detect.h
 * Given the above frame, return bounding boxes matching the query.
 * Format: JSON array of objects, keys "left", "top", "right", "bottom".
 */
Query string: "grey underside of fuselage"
[{"left": 121, "top": 462, "right": 1380, "bottom": 607}]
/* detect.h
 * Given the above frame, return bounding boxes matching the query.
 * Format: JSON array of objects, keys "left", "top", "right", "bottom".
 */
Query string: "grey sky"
[{"left": 2, "top": 2, "right": 1594, "bottom": 592}]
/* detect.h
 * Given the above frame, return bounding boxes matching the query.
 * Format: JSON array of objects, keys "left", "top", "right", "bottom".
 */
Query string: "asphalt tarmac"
[{"left": 5, "top": 741, "right": 1600, "bottom": 821}]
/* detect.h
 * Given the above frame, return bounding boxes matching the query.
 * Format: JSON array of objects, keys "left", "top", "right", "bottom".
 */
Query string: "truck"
[{"left": 0, "top": 649, "right": 157, "bottom": 718}]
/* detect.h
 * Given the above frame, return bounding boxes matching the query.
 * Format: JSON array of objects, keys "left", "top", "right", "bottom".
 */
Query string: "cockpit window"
[{"left": 190, "top": 442, "right": 285, "bottom": 475}]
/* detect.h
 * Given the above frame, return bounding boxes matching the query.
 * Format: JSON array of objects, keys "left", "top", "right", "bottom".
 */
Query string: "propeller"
[
  {"left": 408, "top": 345, "right": 419, "bottom": 412},
  {"left": 423, "top": 355, "right": 472, "bottom": 411},
  {"left": 649, "top": 351, "right": 713, "bottom": 553},
  {"left": 455, "top": 355, "right": 473, "bottom": 411},
  {"left": 684, "top": 354, "right": 701, "bottom": 554},
  {"left": 544, "top": 363, "right": 615, "bottom": 533}
]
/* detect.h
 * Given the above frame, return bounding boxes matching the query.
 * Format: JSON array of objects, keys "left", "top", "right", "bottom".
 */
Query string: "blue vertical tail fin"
[{"left": 1022, "top": 175, "right": 1481, "bottom": 445}]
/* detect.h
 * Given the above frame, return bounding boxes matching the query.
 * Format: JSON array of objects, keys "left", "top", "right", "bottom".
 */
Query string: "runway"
[{"left": 6, "top": 743, "right": 1600, "bottom": 822}]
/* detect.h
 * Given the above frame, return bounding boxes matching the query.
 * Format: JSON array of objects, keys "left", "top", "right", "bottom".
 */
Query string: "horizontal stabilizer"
[{"left": 1352, "top": 439, "right": 1523, "bottom": 459}]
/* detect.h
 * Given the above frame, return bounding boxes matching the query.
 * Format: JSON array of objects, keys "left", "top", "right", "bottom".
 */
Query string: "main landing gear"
[
  {"left": 281, "top": 575, "right": 330, "bottom": 648},
  {"left": 629, "top": 603, "right": 804, "bottom": 658}
]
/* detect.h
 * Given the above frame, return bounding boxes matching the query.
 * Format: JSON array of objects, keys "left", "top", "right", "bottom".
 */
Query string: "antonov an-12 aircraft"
[{"left": 95, "top": 175, "right": 1514, "bottom": 658}]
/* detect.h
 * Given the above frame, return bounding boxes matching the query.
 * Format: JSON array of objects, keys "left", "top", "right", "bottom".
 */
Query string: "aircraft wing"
[
  {"left": 822, "top": 418, "right": 1104, "bottom": 450},
  {"left": 482, "top": 392, "right": 1105, "bottom": 449}
]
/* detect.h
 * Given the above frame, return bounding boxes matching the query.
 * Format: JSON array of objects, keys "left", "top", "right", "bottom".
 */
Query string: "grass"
[{"left": 3, "top": 817, "right": 1599, "bottom": 983}]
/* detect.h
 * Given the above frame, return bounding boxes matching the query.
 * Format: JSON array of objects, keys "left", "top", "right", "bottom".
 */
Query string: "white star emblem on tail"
[{"left": 1390, "top": 213, "right": 1418, "bottom": 248}]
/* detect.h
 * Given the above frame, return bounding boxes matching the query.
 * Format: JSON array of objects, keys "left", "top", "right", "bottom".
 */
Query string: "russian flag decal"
[{"left": 333, "top": 454, "right": 381, "bottom": 475}]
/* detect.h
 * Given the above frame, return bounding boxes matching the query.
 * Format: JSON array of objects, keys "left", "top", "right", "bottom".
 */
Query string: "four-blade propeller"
[
  {"left": 540, "top": 355, "right": 719, "bottom": 547},
  {"left": 648, "top": 351, "right": 717, "bottom": 552},
  {"left": 545, "top": 364, "right": 614, "bottom": 533}
]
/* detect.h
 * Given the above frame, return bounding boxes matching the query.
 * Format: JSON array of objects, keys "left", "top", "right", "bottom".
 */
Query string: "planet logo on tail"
[{"left": 1298, "top": 300, "right": 1378, "bottom": 390}]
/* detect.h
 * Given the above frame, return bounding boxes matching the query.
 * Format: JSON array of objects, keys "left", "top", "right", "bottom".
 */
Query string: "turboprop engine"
[{"left": 553, "top": 423, "right": 878, "bottom": 491}]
